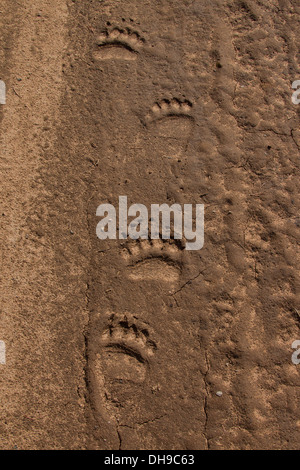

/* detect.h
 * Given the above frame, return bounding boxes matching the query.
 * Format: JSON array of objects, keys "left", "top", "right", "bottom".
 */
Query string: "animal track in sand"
[
  {"left": 121, "top": 237, "right": 185, "bottom": 283},
  {"left": 143, "top": 99, "right": 195, "bottom": 158},
  {"left": 98, "top": 313, "right": 156, "bottom": 384},
  {"left": 145, "top": 99, "right": 194, "bottom": 132},
  {"left": 93, "top": 27, "right": 145, "bottom": 61}
]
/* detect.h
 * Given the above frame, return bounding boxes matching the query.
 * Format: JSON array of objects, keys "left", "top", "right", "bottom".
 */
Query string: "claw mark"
[{"left": 144, "top": 98, "right": 193, "bottom": 126}]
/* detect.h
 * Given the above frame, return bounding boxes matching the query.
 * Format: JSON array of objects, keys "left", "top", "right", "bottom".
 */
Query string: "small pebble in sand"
[{"left": 216, "top": 391, "right": 223, "bottom": 397}]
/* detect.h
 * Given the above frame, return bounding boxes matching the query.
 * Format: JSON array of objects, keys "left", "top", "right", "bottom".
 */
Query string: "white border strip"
[
  {"left": 292, "top": 80, "right": 300, "bottom": 105},
  {"left": 0, "top": 80, "right": 6, "bottom": 105},
  {"left": 0, "top": 341, "right": 6, "bottom": 364}
]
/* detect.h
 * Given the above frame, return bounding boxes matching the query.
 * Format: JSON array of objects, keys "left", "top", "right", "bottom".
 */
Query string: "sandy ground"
[{"left": 0, "top": 0, "right": 299, "bottom": 450}]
